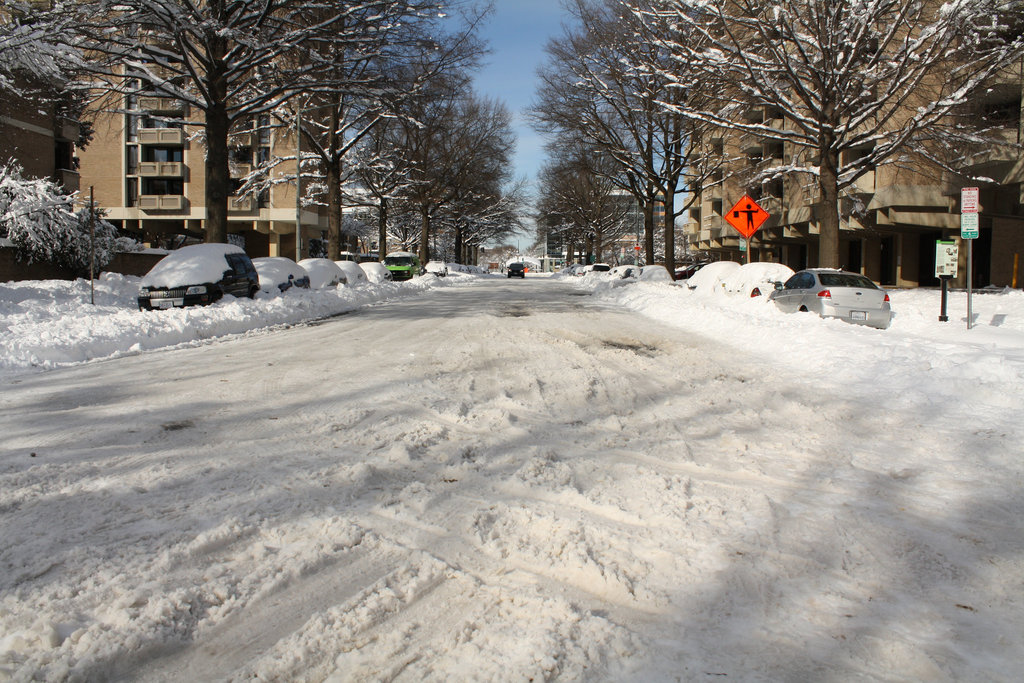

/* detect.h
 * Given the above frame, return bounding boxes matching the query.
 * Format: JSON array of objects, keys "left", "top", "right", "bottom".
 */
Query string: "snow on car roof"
[
  {"left": 685, "top": 260, "right": 741, "bottom": 291},
  {"left": 141, "top": 243, "right": 245, "bottom": 289},
  {"left": 721, "top": 262, "right": 795, "bottom": 294}
]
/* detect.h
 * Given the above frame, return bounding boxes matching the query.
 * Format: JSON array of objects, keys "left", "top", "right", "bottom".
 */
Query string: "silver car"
[{"left": 769, "top": 269, "right": 892, "bottom": 329}]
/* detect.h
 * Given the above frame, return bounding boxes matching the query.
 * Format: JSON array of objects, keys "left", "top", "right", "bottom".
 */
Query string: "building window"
[
  {"left": 142, "top": 178, "right": 184, "bottom": 195},
  {"left": 142, "top": 146, "right": 182, "bottom": 163},
  {"left": 258, "top": 114, "right": 271, "bottom": 146},
  {"left": 126, "top": 177, "right": 138, "bottom": 207},
  {"left": 229, "top": 146, "right": 253, "bottom": 165},
  {"left": 126, "top": 145, "right": 138, "bottom": 174}
]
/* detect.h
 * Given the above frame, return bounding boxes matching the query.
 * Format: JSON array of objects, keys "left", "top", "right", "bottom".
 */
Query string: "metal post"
[
  {"left": 89, "top": 186, "right": 96, "bottom": 305},
  {"left": 967, "top": 238, "right": 973, "bottom": 330},
  {"left": 939, "top": 276, "right": 949, "bottom": 322},
  {"left": 295, "top": 101, "right": 302, "bottom": 263}
]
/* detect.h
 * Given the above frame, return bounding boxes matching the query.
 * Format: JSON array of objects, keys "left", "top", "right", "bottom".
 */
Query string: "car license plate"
[
  {"left": 155, "top": 298, "right": 183, "bottom": 309},
  {"left": 850, "top": 310, "right": 867, "bottom": 321}
]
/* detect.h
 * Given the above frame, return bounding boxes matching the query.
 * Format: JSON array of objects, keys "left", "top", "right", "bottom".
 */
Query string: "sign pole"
[
  {"left": 967, "top": 239, "right": 973, "bottom": 330},
  {"left": 89, "top": 186, "right": 96, "bottom": 306},
  {"left": 960, "top": 187, "right": 979, "bottom": 331}
]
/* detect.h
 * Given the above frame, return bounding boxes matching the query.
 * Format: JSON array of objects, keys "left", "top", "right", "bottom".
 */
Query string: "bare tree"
[
  {"left": 72, "top": 0, "right": 449, "bottom": 244},
  {"left": 537, "top": 141, "right": 634, "bottom": 264},
  {"left": 283, "top": 1, "right": 490, "bottom": 259},
  {"left": 398, "top": 88, "right": 517, "bottom": 263},
  {"left": 639, "top": 0, "right": 1024, "bottom": 268},
  {"left": 531, "top": 0, "right": 722, "bottom": 273}
]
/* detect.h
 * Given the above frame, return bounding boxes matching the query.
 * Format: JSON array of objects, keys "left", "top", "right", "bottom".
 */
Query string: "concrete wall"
[
  {"left": 0, "top": 247, "right": 165, "bottom": 282},
  {"left": 991, "top": 216, "right": 1024, "bottom": 287}
]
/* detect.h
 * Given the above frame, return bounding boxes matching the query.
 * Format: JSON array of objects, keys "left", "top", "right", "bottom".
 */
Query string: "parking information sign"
[
  {"left": 961, "top": 212, "right": 979, "bottom": 239},
  {"left": 935, "top": 240, "right": 958, "bottom": 278}
]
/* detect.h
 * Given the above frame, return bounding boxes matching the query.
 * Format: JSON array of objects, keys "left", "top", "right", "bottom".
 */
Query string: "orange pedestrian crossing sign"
[{"left": 725, "top": 195, "right": 770, "bottom": 239}]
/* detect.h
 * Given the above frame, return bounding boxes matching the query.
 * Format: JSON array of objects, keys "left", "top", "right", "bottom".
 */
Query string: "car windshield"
[
  {"left": 385, "top": 256, "right": 414, "bottom": 266},
  {"left": 818, "top": 273, "right": 877, "bottom": 289},
  {"left": 509, "top": 263, "right": 524, "bottom": 269}
]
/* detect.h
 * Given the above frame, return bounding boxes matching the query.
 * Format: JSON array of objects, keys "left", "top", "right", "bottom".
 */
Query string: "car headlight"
[
  {"left": 139, "top": 287, "right": 150, "bottom": 295},
  {"left": 185, "top": 285, "right": 206, "bottom": 295}
]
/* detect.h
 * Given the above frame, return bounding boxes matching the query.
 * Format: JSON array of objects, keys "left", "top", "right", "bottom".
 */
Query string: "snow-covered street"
[{"left": 2, "top": 275, "right": 1023, "bottom": 680}]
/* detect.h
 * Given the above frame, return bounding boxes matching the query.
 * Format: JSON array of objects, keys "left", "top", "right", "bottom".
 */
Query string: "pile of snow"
[{"left": 0, "top": 270, "right": 486, "bottom": 374}]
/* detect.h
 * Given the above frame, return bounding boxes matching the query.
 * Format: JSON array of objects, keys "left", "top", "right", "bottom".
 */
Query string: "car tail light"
[
  {"left": 884, "top": 293, "right": 890, "bottom": 302},
  {"left": 750, "top": 287, "right": 761, "bottom": 297},
  {"left": 817, "top": 289, "right": 832, "bottom": 299}
]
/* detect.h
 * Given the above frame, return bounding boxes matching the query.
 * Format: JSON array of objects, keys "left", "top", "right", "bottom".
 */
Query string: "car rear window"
[{"left": 818, "top": 273, "right": 877, "bottom": 289}]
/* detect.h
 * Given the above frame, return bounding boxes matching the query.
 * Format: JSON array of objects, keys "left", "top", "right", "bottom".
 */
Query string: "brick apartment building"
[
  {"left": 682, "top": 71, "right": 1024, "bottom": 289},
  {"left": 77, "top": 84, "right": 330, "bottom": 258}
]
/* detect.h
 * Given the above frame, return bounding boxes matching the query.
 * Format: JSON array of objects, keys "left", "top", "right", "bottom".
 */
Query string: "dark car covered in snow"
[{"left": 138, "top": 243, "right": 259, "bottom": 310}]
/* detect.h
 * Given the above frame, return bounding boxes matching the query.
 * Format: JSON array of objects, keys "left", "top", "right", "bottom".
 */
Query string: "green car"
[{"left": 383, "top": 252, "right": 423, "bottom": 281}]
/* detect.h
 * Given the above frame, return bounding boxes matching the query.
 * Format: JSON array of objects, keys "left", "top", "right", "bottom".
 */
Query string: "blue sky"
[{"left": 470, "top": 1, "right": 570, "bottom": 194}]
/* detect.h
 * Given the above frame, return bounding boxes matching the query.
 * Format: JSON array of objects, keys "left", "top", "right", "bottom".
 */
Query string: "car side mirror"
[{"left": 773, "top": 281, "right": 784, "bottom": 291}]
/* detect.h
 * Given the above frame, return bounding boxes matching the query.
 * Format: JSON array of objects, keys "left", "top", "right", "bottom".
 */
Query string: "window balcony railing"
[
  {"left": 138, "top": 128, "right": 184, "bottom": 145},
  {"left": 138, "top": 195, "right": 186, "bottom": 211},
  {"left": 138, "top": 96, "right": 186, "bottom": 114},
  {"left": 229, "top": 195, "right": 254, "bottom": 211},
  {"left": 137, "top": 161, "right": 184, "bottom": 178}
]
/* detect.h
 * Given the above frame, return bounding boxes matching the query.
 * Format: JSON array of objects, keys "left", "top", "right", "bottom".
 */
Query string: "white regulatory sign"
[{"left": 961, "top": 187, "right": 980, "bottom": 213}]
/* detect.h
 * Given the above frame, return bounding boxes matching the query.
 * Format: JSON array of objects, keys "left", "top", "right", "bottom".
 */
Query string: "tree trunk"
[
  {"left": 663, "top": 188, "right": 675, "bottom": 275},
  {"left": 377, "top": 197, "right": 388, "bottom": 260},
  {"left": 454, "top": 223, "right": 463, "bottom": 265},
  {"left": 418, "top": 205, "right": 430, "bottom": 264},
  {"left": 326, "top": 157, "right": 342, "bottom": 260},
  {"left": 818, "top": 144, "right": 840, "bottom": 269},
  {"left": 205, "top": 102, "right": 230, "bottom": 244},
  {"left": 643, "top": 197, "right": 655, "bottom": 266},
  {"left": 202, "top": 22, "right": 230, "bottom": 246}
]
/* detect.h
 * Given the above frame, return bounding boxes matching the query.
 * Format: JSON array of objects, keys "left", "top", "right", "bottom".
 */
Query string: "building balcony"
[
  {"left": 851, "top": 170, "right": 876, "bottom": 194},
  {"left": 230, "top": 163, "right": 252, "bottom": 178},
  {"left": 138, "top": 194, "right": 186, "bottom": 211},
  {"left": 138, "top": 128, "right": 184, "bottom": 145},
  {"left": 231, "top": 132, "right": 254, "bottom": 147},
  {"left": 137, "top": 161, "right": 184, "bottom": 178},
  {"left": 229, "top": 195, "right": 254, "bottom": 211},
  {"left": 56, "top": 168, "right": 80, "bottom": 192},
  {"left": 138, "top": 96, "right": 186, "bottom": 114},
  {"left": 702, "top": 214, "right": 723, "bottom": 230}
]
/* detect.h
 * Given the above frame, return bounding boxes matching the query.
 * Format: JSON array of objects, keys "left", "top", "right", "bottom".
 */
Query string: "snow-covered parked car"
[
  {"left": 252, "top": 257, "right": 311, "bottom": 293},
  {"left": 359, "top": 261, "right": 393, "bottom": 283},
  {"left": 721, "top": 262, "right": 795, "bottom": 298},
  {"left": 138, "top": 243, "right": 259, "bottom": 310},
  {"left": 769, "top": 269, "right": 893, "bottom": 329},
  {"left": 610, "top": 265, "right": 641, "bottom": 279},
  {"left": 336, "top": 260, "right": 368, "bottom": 286},
  {"left": 298, "top": 258, "right": 346, "bottom": 289},
  {"left": 425, "top": 261, "right": 449, "bottom": 277},
  {"left": 639, "top": 265, "right": 675, "bottom": 282},
  {"left": 685, "top": 260, "right": 741, "bottom": 292}
]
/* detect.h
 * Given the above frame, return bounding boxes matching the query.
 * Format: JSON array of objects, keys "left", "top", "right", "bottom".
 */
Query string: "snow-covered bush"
[{"left": 1, "top": 162, "right": 136, "bottom": 276}]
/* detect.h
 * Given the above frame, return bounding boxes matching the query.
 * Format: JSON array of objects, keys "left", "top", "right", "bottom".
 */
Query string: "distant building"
[
  {"left": 78, "top": 79, "right": 329, "bottom": 256},
  {"left": 0, "top": 74, "right": 80, "bottom": 193}
]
